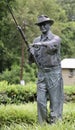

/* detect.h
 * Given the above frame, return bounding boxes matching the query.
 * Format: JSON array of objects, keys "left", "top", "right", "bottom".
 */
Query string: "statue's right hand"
[{"left": 29, "top": 47, "right": 34, "bottom": 55}]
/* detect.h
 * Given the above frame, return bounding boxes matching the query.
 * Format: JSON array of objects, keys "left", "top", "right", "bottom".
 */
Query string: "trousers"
[{"left": 37, "top": 66, "right": 64, "bottom": 124}]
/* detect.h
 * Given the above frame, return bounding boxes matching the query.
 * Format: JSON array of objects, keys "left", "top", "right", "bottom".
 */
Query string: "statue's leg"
[
  {"left": 37, "top": 71, "right": 47, "bottom": 124},
  {"left": 46, "top": 69, "right": 64, "bottom": 124}
]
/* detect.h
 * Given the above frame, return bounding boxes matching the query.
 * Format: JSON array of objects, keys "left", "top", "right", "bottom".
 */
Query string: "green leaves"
[
  {"left": 0, "top": 103, "right": 75, "bottom": 129},
  {"left": 0, "top": 103, "right": 37, "bottom": 126},
  {"left": 0, "top": 81, "right": 37, "bottom": 104}
]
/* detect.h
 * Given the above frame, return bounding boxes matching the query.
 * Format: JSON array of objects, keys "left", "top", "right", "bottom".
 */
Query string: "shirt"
[{"left": 29, "top": 31, "right": 61, "bottom": 68}]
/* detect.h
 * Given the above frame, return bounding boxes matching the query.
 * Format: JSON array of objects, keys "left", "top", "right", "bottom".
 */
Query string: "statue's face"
[{"left": 39, "top": 22, "right": 50, "bottom": 34}]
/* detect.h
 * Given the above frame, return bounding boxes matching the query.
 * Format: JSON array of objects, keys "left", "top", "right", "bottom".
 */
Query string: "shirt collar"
[{"left": 40, "top": 31, "right": 54, "bottom": 41}]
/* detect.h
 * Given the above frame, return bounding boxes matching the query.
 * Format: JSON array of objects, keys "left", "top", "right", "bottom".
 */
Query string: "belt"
[{"left": 38, "top": 66, "right": 61, "bottom": 72}]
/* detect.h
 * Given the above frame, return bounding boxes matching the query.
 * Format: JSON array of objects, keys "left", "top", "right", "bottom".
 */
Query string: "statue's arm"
[{"left": 42, "top": 36, "right": 61, "bottom": 51}]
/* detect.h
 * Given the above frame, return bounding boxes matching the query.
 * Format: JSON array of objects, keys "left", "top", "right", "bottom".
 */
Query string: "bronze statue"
[
  {"left": 7, "top": 3, "right": 64, "bottom": 123},
  {"left": 29, "top": 15, "right": 64, "bottom": 124}
]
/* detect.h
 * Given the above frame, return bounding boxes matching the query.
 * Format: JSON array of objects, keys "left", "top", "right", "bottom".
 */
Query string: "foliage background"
[{"left": 0, "top": 0, "right": 75, "bottom": 84}]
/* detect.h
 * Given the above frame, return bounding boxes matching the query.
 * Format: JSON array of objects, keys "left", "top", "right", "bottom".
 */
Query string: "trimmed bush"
[
  {"left": 0, "top": 103, "right": 75, "bottom": 129},
  {"left": 0, "top": 81, "right": 37, "bottom": 104},
  {"left": 0, "top": 81, "right": 75, "bottom": 104},
  {"left": 0, "top": 103, "right": 37, "bottom": 126},
  {"left": 64, "top": 86, "right": 75, "bottom": 102}
]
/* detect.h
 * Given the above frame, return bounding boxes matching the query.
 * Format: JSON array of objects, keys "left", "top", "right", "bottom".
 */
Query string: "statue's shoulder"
[
  {"left": 33, "top": 36, "right": 41, "bottom": 43},
  {"left": 53, "top": 34, "right": 61, "bottom": 43},
  {"left": 55, "top": 34, "right": 61, "bottom": 39},
  {"left": 48, "top": 31, "right": 60, "bottom": 41}
]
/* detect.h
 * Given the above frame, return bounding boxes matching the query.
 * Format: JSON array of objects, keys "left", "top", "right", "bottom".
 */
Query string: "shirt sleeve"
[{"left": 43, "top": 36, "right": 61, "bottom": 53}]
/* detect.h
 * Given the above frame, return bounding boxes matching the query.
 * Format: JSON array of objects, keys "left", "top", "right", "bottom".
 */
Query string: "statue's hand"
[
  {"left": 31, "top": 42, "right": 47, "bottom": 48},
  {"left": 32, "top": 42, "right": 42, "bottom": 47},
  {"left": 29, "top": 47, "right": 34, "bottom": 55}
]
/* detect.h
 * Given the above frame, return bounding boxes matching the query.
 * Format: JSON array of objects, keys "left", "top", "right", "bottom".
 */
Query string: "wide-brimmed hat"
[{"left": 35, "top": 15, "right": 54, "bottom": 26}]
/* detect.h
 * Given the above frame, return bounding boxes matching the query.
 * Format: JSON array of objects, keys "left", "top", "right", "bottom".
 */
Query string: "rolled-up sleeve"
[
  {"left": 43, "top": 36, "right": 61, "bottom": 52},
  {"left": 46, "top": 36, "right": 61, "bottom": 51}
]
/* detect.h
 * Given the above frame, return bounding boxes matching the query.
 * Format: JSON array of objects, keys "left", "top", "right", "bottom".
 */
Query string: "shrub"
[
  {"left": 0, "top": 103, "right": 37, "bottom": 126},
  {"left": 0, "top": 81, "right": 37, "bottom": 104},
  {"left": 0, "top": 63, "right": 37, "bottom": 84},
  {"left": 0, "top": 65, "right": 21, "bottom": 84},
  {"left": 0, "top": 103, "right": 75, "bottom": 129}
]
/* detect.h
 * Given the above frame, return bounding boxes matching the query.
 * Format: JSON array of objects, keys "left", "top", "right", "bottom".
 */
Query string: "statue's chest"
[{"left": 34, "top": 46, "right": 47, "bottom": 58}]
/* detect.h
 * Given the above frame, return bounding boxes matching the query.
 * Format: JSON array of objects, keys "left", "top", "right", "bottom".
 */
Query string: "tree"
[
  {"left": 0, "top": 0, "right": 21, "bottom": 72},
  {"left": 57, "top": 0, "right": 75, "bottom": 21},
  {"left": 60, "top": 22, "right": 75, "bottom": 58}
]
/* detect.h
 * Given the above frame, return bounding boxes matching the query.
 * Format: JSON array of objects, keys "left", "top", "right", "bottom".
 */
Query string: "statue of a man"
[{"left": 29, "top": 15, "right": 64, "bottom": 124}]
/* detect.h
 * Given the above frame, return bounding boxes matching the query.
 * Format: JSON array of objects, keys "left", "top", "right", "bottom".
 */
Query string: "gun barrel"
[
  {"left": 17, "top": 26, "right": 29, "bottom": 49},
  {"left": 7, "top": 3, "right": 29, "bottom": 49},
  {"left": 7, "top": 4, "right": 18, "bottom": 27}
]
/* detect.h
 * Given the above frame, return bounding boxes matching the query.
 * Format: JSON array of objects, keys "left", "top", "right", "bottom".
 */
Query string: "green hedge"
[
  {"left": 0, "top": 103, "right": 37, "bottom": 126},
  {"left": 0, "top": 81, "right": 75, "bottom": 104},
  {"left": 64, "top": 86, "right": 75, "bottom": 102},
  {"left": 0, "top": 103, "right": 75, "bottom": 129},
  {"left": 0, "top": 81, "right": 37, "bottom": 104}
]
